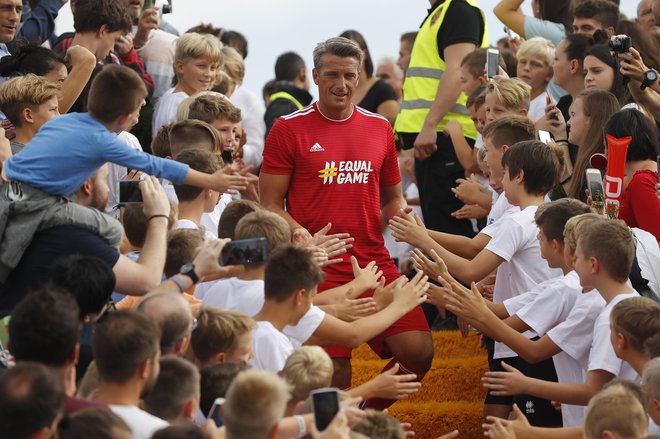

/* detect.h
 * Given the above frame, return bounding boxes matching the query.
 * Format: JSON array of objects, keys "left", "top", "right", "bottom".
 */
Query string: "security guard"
[{"left": 394, "top": 0, "right": 487, "bottom": 236}]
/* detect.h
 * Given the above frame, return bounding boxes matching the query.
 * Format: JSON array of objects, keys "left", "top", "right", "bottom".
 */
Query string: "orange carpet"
[{"left": 352, "top": 331, "right": 488, "bottom": 439}]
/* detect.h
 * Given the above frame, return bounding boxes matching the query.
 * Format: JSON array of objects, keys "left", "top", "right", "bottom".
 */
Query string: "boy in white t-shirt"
[
  {"left": 249, "top": 246, "right": 324, "bottom": 372},
  {"left": 481, "top": 219, "right": 641, "bottom": 418},
  {"left": 444, "top": 202, "right": 596, "bottom": 427},
  {"left": 173, "top": 149, "right": 222, "bottom": 240}
]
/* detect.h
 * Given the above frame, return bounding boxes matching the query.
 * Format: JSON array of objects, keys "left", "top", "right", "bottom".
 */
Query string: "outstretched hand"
[
  {"left": 482, "top": 361, "right": 528, "bottom": 396},
  {"left": 389, "top": 212, "right": 429, "bottom": 247},
  {"left": 443, "top": 280, "right": 490, "bottom": 324},
  {"left": 351, "top": 256, "right": 383, "bottom": 293}
]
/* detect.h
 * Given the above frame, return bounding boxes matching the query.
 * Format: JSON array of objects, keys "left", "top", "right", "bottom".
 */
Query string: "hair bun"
[{"left": 592, "top": 29, "right": 610, "bottom": 45}]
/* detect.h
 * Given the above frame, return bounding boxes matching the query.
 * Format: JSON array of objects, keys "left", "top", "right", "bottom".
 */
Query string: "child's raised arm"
[{"left": 443, "top": 120, "right": 479, "bottom": 175}]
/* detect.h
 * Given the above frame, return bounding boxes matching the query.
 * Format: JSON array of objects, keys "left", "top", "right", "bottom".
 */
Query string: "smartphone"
[
  {"left": 311, "top": 388, "right": 340, "bottom": 432},
  {"left": 118, "top": 180, "right": 143, "bottom": 204},
  {"left": 585, "top": 168, "right": 604, "bottom": 202},
  {"left": 538, "top": 130, "right": 551, "bottom": 144},
  {"left": 207, "top": 397, "right": 225, "bottom": 427},
  {"left": 486, "top": 48, "right": 499, "bottom": 80},
  {"left": 219, "top": 237, "right": 268, "bottom": 266}
]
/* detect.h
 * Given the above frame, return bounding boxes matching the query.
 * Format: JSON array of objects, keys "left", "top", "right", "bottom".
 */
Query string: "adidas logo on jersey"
[{"left": 309, "top": 143, "right": 325, "bottom": 152}]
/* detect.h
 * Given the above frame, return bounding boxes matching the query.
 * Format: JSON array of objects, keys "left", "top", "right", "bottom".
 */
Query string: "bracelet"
[
  {"left": 149, "top": 214, "right": 169, "bottom": 221},
  {"left": 170, "top": 275, "right": 186, "bottom": 293},
  {"left": 294, "top": 415, "right": 306, "bottom": 438}
]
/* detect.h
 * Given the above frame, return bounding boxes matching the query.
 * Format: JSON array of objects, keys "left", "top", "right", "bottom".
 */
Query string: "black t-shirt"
[
  {"left": 428, "top": 0, "right": 485, "bottom": 60},
  {"left": 0, "top": 226, "right": 120, "bottom": 312},
  {"left": 358, "top": 79, "right": 397, "bottom": 113}
]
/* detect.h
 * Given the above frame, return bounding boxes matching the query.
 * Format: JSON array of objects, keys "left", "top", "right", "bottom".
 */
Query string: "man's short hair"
[
  {"left": 138, "top": 292, "right": 191, "bottom": 355},
  {"left": 264, "top": 246, "right": 324, "bottom": 303},
  {"left": 352, "top": 410, "right": 406, "bottom": 439},
  {"left": 573, "top": 0, "right": 620, "bottom": 30},
  {"left": 460, "top": 48, "right": 487, "bottom": 79},
  {"left": 151, "top": 122, "right": 174, "bottom": 158},
  {"left": 92, "top": 310, "right": 160, "bottom": 383},
  {"left": 173, "top": 149, "right": 223, "bottom": 202},
  {"left": 534, "top": 198, "right": 592, "bottom": 244},
  {"left": 235, "top": 210, "right": 291, "bottom": 254},
  {"left": 0, "top": 362, "right": 65, "bottom": 439},
  {"left": 175, "top": 32, "right": 222, "bottom": 65},
  {"left": 199, "top": 362, "right": 247, "bottom": 415},
  {"left": 486, "top": 77, "right": 531, "bottom": 112},
  {"left": 0, "top": 74, "right": 60, "bottom": 127},
  {"left": 578, "top": 219, "right": 634, "bottom": 283},
  {"left": 191, "top": 307, "right": 256, "bottom": 366},
  {"left": 88, "top": 65, "right": 147, "bottom": 124},
  {"left": 218, "top": 199, "right": 261, "bottom": 239},
  {"left": 611, "top": 297, "right": 660, "bottom": 353},
  {"left": 481, "top": 115, "right": 537, "bottom": 149},
  {"left": 46, "top": 255, "right": 115, "bottom": 319},
  {"left": 59, "top": 407, "right": 132, "bottom": 439},
  {"left": 282, "top": 346, "right": 333, "bottom": 404},
  {"left": 275, "top": 51, "right": 306, "bottom": 82},
  {"left": 313, "top": 37, "right": 363, "bottom": 71},
  {"left": 584, "top": 385, "right": 647, "bottom": 439},
  {"left": 164, "top": 229, "right": 204, "bottom": 278},
  {"left": 501, "top": 140, "right": 562, "bottom": 195},
  {"left": 400, "top": 31, "right": 418, "bottom": 46},
  {"left": 643, "top": 357, "right": 660, "bottom": 400},
  {"left": 223, "top": 370, "right": 290, "bottom": 439},
  {"left": 144, "top": 356, "right": 200, "bottom": 422},
  {"left": 170, "top": 119, "right": 222, "bottom": 156},
  {"left": 221, "top": 46, "right": 245, "bottom": 85},
  {"left": 220, "top": 30, "right": 248, "bottom": 59},
  {"left": 151, "top": 424, "right": 211, "bottom": 439},
  {"left": 123, "top": 199, "right": 177, "bottom": 248},
  {"left": 9, "top": 287, "right": 79, "bottom": 367},
  {"left": 73, "top": 0, "right": 131, "bottom": 34},
  {"left": 516, "top": 37, "right": 555, "bottom": 68},
  {"left": 186, "top": 23, "right": 224, "bottom": 39},
  {"left": 187, "top": 92, "right": 241, "bottom": 124}
]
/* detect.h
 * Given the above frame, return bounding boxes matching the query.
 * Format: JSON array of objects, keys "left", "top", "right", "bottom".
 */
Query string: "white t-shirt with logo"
[
  {"left": 110, "top": 405, "right": 169, "bottom": 439},
  {"left": 250, "top": 321, "right": 294, "bottom": 372}
]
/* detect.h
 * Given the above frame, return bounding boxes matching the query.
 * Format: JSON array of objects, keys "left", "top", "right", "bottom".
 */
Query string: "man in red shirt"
[{"left": 260, "top": 36, "right": 433, "bottom": 408}]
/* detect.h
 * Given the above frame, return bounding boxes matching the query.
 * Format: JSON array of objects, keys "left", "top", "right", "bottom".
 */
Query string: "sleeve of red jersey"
[
  {"left": 261, "top": 118, "right": 294, "bottom": 175},
  {"left": 380, "top": 126, "right": 402, "bottom": 187}
]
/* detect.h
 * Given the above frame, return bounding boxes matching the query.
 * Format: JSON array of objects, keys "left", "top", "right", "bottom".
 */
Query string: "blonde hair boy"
[
  {"left": 0, "top": 74, "right": 60, "bottom": 152},
  {"left": 516, "top": 37, "right": 554, "bottom": 71},
  {"left": 282, "top": 346, "right": 333, "bottom": 408},
  {"left": 578, "top": 219, "right": 635, "bottom": 284},
  {"left": 174, "top": 32, "right": 222, "bottom": 75},
  {"left": 190, "top": 307, "right": 256, "bottom": 367},
  {"left": 584, "top": 385, "right": 648, "bottom": 439},
  {"left": 562, "top": 213, "right": 602, "bottom": 254},
  {"left": 223, "top": 370, "right": 290, "bottom": 439},
  {"left": 221, "top": 46, "right": 245, "bottom": 86},
  {"left": 235, "top": 210, "right": 292, "bottom": 254},
  {"left": 485, "top": 77, "right": 531, "bottom": 121}
]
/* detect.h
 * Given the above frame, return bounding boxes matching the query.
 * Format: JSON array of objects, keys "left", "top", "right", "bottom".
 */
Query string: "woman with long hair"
[
  {"left": 339, "top": 30, "right": 399, "bottom": 124},
  {"left": 565, "top": 89, "right": 621, "bottom": 200}
]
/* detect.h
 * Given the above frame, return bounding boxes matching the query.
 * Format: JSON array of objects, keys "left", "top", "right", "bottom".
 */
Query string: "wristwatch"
[
  {"left": 641, "top": 69, "right": 659, "bottom": 90},
  {"left": 179, "top": 263, "right": 199, "bottom": 284}
]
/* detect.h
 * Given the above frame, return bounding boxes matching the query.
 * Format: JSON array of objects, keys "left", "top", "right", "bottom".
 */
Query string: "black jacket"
[{"left": 264, "top": 82, "right": 313, "bottom": 138}]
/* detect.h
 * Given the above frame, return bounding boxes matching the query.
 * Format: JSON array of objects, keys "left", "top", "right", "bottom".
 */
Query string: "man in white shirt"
[{"left": 93, "top": 310, "right": 168, "bottom": 439}]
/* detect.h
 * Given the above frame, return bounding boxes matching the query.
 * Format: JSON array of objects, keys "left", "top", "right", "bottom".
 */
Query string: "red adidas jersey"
[{"left": 262, "top": 103, "right": 401, "bottom": 281}]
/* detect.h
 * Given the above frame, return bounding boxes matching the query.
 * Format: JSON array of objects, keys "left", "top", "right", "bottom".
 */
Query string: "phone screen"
[
  {"left": 585, "top": 169, "right": 604, "bottom": 202},
  {"left": 118, "top": 180, "right": 143, "bottom": 204},
  {"left": 312, "top": 388, "right": 340, "bottom": 432},
  {"left": 207, "top": 397, "right": 225, "bottom": 427},
  {"left": 538, "top": 130, "right": 551, "bottom": 144},
  {"left": 487, "top": 49, "right": 499, "bottom": 79},
  {"left": 219, "top": 237, "right": 268, "bottom": 266}
]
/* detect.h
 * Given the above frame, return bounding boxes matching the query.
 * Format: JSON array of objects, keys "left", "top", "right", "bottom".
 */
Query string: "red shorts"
[{"left": 319, "top": 263, "right": 430, "bottom": 359}]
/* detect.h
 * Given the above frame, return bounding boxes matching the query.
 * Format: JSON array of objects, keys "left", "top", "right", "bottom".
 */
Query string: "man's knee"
[{"left": 386, "top": 331, "right": 434, "bottom": 373}]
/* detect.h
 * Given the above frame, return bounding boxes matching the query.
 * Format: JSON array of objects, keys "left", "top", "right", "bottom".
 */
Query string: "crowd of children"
[{"left": 0, "top": 0, "right": 659, "bottom": 438}]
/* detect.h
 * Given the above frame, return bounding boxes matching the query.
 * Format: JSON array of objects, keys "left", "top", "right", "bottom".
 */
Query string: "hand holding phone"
[
  {"left": 486, "top": 48, "right": 499, "bottom": 80},
  {"left": 118, "top": 179, "right": 143, "bottom": 205},
  {"left": 311, "top": 388, "right": 340, "bottom": 432}
]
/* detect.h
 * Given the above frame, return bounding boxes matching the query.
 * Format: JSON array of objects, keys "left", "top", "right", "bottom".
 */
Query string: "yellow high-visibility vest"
[
  {"left": 394, "top": 0, "right": 488, "bottom": 140},
  {"left": 269, "top": 91, "right": 304, "bottom": 110}
]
